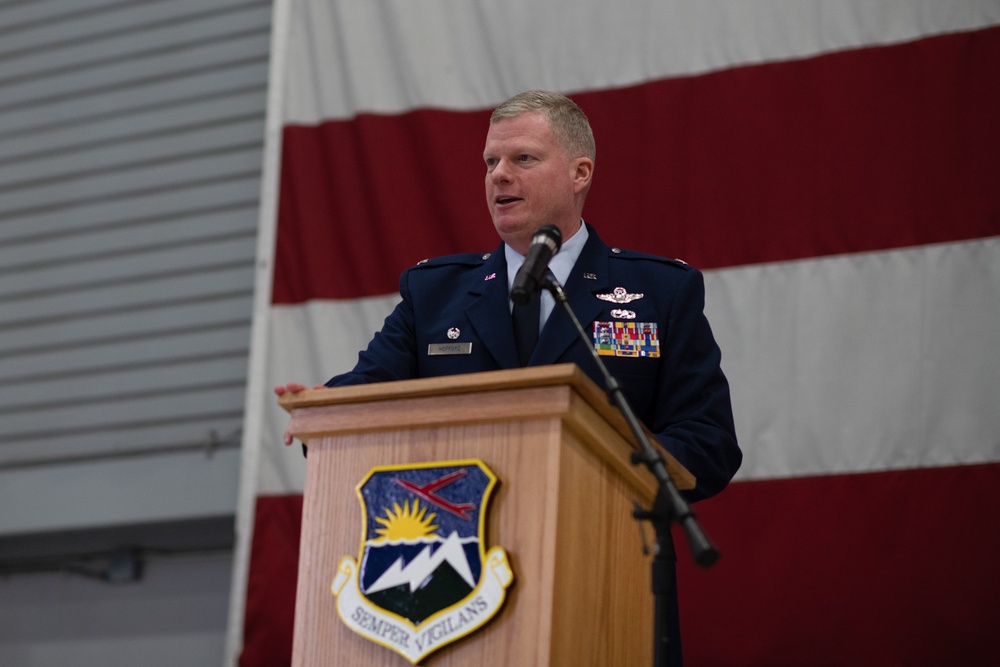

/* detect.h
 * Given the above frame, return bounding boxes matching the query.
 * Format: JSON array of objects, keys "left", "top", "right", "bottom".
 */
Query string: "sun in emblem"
[{"left": 372, "top": 499, "right": 438, "bottom": 542}]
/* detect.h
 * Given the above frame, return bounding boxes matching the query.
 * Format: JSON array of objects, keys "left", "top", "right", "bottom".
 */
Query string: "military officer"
[{"left": 279, "top": 90, "right": 739, "bottom": 498}]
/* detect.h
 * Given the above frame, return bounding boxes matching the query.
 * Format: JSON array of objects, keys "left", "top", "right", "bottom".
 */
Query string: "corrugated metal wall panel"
[{"left": 0, "top": 0, "right": 270, "bottom": 526}]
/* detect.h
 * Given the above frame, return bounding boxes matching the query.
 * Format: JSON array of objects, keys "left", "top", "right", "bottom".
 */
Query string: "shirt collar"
[{"left": 505, "top": 220, "right": 588, "bottom": 294}]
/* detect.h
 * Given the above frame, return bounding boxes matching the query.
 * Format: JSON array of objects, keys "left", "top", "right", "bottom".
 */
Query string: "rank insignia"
[
  {"left": 331, "top": 460, "right": 513, "bottom": 663},
  {"left": 596, "top": 286, "right": 644, "bottom": 304},
  {"left": 593, "top": 321, "right": 660, "bottom": 358}
]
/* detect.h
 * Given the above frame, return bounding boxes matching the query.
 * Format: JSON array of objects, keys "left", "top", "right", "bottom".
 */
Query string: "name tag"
[{"left": 428, "top": 342, "right": 473, "bottom": 356}]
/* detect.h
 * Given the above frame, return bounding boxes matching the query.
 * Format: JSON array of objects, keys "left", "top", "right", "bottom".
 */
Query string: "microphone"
[{"left": 510, "top": 225, "right": 562, "bottom": 306}]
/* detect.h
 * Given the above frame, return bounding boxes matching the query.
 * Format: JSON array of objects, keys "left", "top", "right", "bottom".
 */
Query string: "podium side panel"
[{"left": 549, "top": 429, "right": 655, "bottom": 665}]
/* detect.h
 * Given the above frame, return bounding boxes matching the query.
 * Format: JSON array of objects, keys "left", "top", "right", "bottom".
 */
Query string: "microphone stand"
[{"left": 541, "top": 273, "right": 718, "bottom": 667}]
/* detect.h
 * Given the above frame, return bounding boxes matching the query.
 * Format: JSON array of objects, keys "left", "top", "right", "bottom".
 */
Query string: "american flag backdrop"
[{"left": 226, "top": 1, "right": 1000, "bottom": 664}]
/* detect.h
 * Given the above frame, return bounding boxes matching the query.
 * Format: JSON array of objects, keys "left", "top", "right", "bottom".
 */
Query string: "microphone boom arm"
[
  {"left": 541, "top": 272, "right": 718, "bottom": 666},
  {"left": 540, "top": 273, "right": 718, "bottom": 566}
]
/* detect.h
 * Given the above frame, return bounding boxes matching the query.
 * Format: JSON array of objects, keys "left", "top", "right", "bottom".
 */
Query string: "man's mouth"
[{"left": 495, "top": 196, "right": 522, "bottom": 205}]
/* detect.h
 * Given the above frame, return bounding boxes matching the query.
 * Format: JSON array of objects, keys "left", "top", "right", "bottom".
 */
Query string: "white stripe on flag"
[
  {"left": 260, "top": 294, "right": 401, "bottom": 495},
  {"left": 259, "top": 237, "right": 1000, "bottom": 494},
  {"left": 284, "top": 0, "right": 1000, "bottom": 123},
  {"left": 710, "top": 236, "right": 1000, "bottom": 479}
]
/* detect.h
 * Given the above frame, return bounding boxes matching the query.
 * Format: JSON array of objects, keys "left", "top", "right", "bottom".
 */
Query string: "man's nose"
[{"left": 490, "top": 159, "right": 512, "bottom": 182}]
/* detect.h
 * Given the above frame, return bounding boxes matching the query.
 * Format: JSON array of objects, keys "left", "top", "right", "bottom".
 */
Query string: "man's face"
[{"left": 483, "top": 111, "right": 592, "bottom": 254}]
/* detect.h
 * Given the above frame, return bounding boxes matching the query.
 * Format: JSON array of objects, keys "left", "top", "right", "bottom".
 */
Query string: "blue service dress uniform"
[{"left": 327, "top": 224, "right": 741, "bottom": 501}]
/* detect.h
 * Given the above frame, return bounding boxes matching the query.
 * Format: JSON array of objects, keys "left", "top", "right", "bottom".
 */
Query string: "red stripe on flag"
[
  {"left": 275, "top": 108, "right": 491, "bottom": 304},
  {"left": 677, "top": 462, "right": 1000, "bottom": 665},
  {"left": 239, "top": 495, "right": 302, "bottom": 667},
  {"left": 274, "top": 27, "right": 1000, "bottom": 303},
  {"left": 239, "top": 466, "right": 1000, "bottom": 666}
]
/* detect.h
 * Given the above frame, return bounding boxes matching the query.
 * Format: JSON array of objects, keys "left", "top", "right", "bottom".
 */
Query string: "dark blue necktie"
[{"left": 512, "top": 290, "right": 540, "bottom": 366}]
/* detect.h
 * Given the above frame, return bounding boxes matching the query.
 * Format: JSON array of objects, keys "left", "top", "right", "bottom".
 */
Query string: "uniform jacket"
[{"left": 328, "top": 224, "right": 741, "bottom": 501}]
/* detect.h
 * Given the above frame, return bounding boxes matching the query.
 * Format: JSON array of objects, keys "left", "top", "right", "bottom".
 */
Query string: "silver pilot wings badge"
[{"left": 596, "top": 286, "right": 644, "bottom": 304}]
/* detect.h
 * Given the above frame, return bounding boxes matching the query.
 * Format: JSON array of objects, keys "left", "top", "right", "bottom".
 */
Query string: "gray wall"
[
  {"left": 0, "top": 549, "right": 232, "bottom": 666},
  {"left": 0, "top": 0, "right": 272, "bottom": 663}
]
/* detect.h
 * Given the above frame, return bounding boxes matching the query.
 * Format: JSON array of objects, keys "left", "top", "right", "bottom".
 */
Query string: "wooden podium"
[{"left": 279, "top": 364, "right": 694, "bottom": 666}]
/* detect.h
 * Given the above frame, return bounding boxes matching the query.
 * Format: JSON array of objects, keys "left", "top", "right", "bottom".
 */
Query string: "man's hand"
[
  {"left": 274, "top": 382, "right": 309, "bottom": 397},
  {"left": 273, "top": 383, "right": 323, "bottom": 445}
]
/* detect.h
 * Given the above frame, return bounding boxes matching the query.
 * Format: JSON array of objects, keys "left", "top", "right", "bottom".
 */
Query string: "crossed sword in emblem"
[{"left": 395, "top": 469, "right": 475, "bottom": 520}]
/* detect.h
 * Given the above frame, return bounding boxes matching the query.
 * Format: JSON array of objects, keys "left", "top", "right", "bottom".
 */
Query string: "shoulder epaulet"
[
  {"left": 412, "top": 251, "right": 494, "bottom": 269},
  {"left": 607, "top": 246, "right": 691, "bottom": 270}
]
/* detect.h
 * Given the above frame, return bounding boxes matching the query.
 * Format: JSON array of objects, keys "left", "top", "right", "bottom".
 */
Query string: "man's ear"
[{"left": 573, "top": 157, "right": 594, "bottom": 193}]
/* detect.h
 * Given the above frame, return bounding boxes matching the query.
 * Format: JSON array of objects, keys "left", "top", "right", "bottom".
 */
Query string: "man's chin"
[{"left": 492, "top": 219, "right": 534, "bottom": 253}]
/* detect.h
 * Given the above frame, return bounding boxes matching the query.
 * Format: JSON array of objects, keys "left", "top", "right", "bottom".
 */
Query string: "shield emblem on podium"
[{"left": 331, "top": 459, "right": 513, "bottom": 663}]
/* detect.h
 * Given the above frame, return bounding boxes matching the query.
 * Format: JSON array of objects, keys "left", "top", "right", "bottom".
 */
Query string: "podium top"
[
  {"left": 280, "top": 364, "right": 605, "bottom": 411},
  {"left": 279, "top": 364, "right": 694, "bottom": 493}
]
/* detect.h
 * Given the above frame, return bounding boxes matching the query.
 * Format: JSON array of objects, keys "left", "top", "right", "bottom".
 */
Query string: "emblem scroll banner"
[{"left": 332, "top": 460, "right": 513, "bottom": 663}]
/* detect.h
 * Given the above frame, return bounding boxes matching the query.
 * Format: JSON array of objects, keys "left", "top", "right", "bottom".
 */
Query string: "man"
[{"left": 277, "top": 90, "right": 740, "bottom": 664}]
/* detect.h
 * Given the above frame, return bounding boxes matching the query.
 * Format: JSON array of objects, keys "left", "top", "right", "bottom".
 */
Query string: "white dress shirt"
[{"left": 504, "top": 220, "right": 588, "bottom": 333}]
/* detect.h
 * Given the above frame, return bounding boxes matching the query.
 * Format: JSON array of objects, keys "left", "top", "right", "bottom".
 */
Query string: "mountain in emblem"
[
  {"left": 366, "top": 530, "right": 476, "bottom": 593},
  {"left": 363, "top": 531, "right": 479, "bottom": 625}
]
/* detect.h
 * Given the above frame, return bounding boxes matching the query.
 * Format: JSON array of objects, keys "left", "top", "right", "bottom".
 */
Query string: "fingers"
[
  {"left": 273, "top": 382, "right": 326, "bottom": 446},
  {"left": 274, "top": 382, "right": 308, "bottom": 396}
]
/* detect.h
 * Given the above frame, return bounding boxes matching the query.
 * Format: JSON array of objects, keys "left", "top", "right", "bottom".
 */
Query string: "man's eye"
[
  {"left": 517, "top": 154, "right": 532, "bottom": 162},
  {"left": 485, "top": 157, "right": 497, "bottom": 168}
]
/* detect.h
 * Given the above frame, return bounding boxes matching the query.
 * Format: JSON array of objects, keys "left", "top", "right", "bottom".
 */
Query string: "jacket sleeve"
[{"left": 651, "top": 267, "right": 741, "bottom": 502}]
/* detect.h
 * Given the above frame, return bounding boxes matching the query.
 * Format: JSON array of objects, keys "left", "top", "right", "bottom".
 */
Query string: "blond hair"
[{"left": 491, "top": 90, "right": 596, "bottom": 161}]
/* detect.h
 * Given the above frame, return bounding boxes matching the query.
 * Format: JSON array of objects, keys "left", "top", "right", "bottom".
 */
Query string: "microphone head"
[
  {"left": 532, "top": 224, "right": 563, "bottom": 252},
  {"left": 510, "top": 225, "right": 563, "bottom": 306}
]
